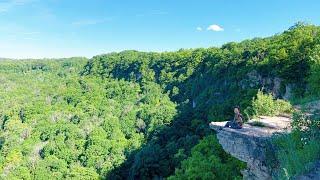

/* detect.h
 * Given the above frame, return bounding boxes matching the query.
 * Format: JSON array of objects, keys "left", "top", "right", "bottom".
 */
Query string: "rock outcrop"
[
  {"left": 239, "top": 70, "right": 284, "bottom": 98},
  {"left": 283, "top": 84, "right": 294, "bottom": 100},
  {"left": 209, "top": 116, "right": 292, "bottom": 180}
]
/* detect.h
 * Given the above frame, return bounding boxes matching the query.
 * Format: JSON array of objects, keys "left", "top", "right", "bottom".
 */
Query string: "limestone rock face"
[
  {"left": 283, "top": 83, "right": 294, "bottom": 100},
  {"left": 209, "top": 116, "right": 292, "bottom": 180},
  {"left": 272, "top": 77, "right": 282, "bottom": 98},
  {"left": 239, "top": 70, "right": 284, "bottom": 98}
]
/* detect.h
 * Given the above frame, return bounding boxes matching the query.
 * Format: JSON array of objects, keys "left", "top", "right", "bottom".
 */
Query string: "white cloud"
[
  {"left": 207, "top": 24, "right": 224, "bottom": 32},
  {"left": 196, "top": 27, "right": 203, "bottom": 31}
]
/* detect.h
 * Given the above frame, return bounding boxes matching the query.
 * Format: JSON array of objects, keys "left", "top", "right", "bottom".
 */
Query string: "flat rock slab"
[
  {"left": 209, "top": 116, "right": 292, "bottom": 180},
  {"left": 209, "top": 116, "right": 292, "bottom": 138}
]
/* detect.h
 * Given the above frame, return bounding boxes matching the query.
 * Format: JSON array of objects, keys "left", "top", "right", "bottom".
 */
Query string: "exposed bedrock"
[{"left": 209, "top": 116, "right": 292, "bottom": 180}]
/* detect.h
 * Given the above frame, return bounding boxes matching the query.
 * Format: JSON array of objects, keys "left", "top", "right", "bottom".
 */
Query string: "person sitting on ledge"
[{"left": 224, "top": 106, "right": 243, "bottom": 129}]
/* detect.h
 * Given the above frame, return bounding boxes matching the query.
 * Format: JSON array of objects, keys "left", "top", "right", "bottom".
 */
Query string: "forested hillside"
[{"left": 1, "top": 23, "right": 320, "bottom": 179}]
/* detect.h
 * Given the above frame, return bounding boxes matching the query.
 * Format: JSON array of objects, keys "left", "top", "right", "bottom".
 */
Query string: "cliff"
[{"left": 209, "top": 116, "right": 292, "bottom": 180}]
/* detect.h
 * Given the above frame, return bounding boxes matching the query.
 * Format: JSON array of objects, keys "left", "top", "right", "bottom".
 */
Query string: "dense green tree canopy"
[{"left": 0, "top": 23, "right": 319, "bottom": 179}]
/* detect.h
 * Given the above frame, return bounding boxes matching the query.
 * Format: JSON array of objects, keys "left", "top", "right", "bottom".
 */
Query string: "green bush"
[
  {"left": 245, "top": 90, "right": 293, "bottom": 118},
  {"left": 308, "top": 45, "right": 320, "bottom": 97},
  {"left": 272, "top": 133, "right": 320, "bottom": 178},
  {"left": 275, "top": 99, "right": 294, "bottom": 114},
  {"left": 271, "top": 112, "right": 320, "bottom": 178},
  {"left": 168, "top": 135, "right": 246, "bottom": 180}
]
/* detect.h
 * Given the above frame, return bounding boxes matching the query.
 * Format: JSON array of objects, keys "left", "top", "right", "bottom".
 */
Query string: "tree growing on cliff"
[{"left": 168, "top": 135, "right": 245, "bottom": 180}]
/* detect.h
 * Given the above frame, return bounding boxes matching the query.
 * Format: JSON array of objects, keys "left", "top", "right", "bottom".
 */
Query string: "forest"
[{"left": 0, "top": 23, "right": 319, "bottom": 179}]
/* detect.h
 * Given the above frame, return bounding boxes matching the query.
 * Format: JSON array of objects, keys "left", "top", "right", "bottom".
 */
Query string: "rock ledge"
[{"left": 209, "top": 116, "right": 291, "bottom": 180}]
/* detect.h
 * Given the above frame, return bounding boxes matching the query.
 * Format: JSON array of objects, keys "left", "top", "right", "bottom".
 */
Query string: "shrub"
[
  {"left": 168, "top": 135, "right": 246, "bottom": 180},
  {"left": 275, "top": 99, "right": 293, "bottom": 114},
  {"left": 245, "top": 90, "right": 293, "bottom": 118},
  {"left": 308, "top": 45, "right": 320, "bottom": 97},
  {"left": 271, "top": 112, "right": 320, "bottom": 178}
]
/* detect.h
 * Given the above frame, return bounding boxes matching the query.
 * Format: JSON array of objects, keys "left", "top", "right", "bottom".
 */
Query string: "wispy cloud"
[
  {"left": 0, "top": 23, "right": 41, "bottom": 41},
  {"left": 0, "top": 23, "right": 32, "bottom": 34},
  {"left": 71, "top": 18, "right": 111, "bottom": 26},
  {"left": 22, "top": 31, "right": 41, "bottom": 35},
  {"left": 207, "top": 24, "right": 224, "bottom": 32},
  {"left": 0, "top": 0, "right": 34, "bottom": 13},
  {"left": 22, "top": 31, "right": 40, "bottom": 40},
  {"left": 0, "top": 2, "right": 11, "bottom": 12}
]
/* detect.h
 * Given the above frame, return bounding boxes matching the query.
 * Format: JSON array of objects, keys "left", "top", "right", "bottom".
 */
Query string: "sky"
[{"left": 0, "top": 0, "right": 320, "bottom": 59}]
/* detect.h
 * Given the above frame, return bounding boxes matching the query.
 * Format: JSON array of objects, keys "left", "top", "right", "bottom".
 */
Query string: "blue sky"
[{"left": 0, "top": 0, "right": 320, "bottom": 59}]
